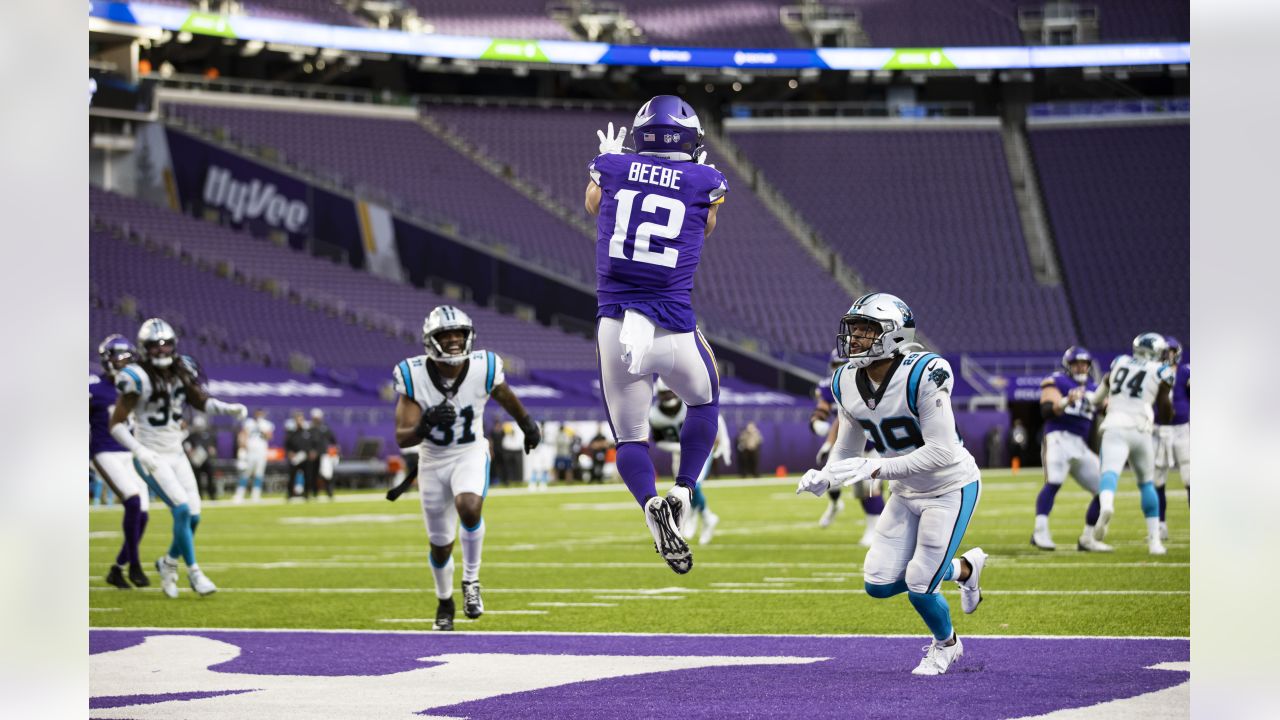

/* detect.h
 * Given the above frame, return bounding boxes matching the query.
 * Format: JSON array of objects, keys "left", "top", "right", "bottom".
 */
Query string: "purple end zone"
[{"left": 91, "top": 630, "right": 1187, "bottom": 719}]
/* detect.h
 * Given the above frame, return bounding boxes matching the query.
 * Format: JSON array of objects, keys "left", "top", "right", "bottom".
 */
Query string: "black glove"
[
  {"left": 518, "top": 416, "right": 541, "bottom": 454},
  {"left": 418, "top": 402, "right": 457, "bottom": 437}
]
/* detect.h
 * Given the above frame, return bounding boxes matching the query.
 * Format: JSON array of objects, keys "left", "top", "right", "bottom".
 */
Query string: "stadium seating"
[
  {"left": 90, "top": 186, "right": 599, "bottom": 371},
  {"left": 827, "top": 0, "right": 1022, "bottom": 47},
  {"left": 624, "top": 1, "right": 799, "bottom": 48},
  {"left": 166, "top": 103, "right": 595, "bottom": 285},
  {"left": 728, "top": 126, "right": 1077, "bottom": 352},
  {"left": 240, "top": 0, "right": 365, "bottom": 26},
  {"left": 404, "top": 0, "right": 574, "bottom": 40},
  {"left": 423, "top": 103, "right": 853, "bottom": 354},
  {"left": 1028, "top": 122, "right": 1189, "bottom": 350},
  {"left": 168, "top": 102, "right": 850, "bottom": 355}
]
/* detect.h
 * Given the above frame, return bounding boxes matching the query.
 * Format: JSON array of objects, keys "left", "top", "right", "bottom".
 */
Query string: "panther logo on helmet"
[
  {"left": 837, "top": 292, "right": 918, "bottom": 369},
  {"left": 1131, "top": 332, "right": 1167, "bottom": 362}
]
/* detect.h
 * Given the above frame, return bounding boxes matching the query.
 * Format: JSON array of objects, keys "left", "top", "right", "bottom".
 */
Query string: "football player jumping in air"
[
  {"left": 108, "top": 319, "right": 248, "bottom": 598},
  {"left": 1152, "top": 335, "right": 1190, "bottom": 541},
  {"left": 650, "top": 379, "right": 729, "bottom": 545},
  {"left": 813, "top": 348, "right": 884, "bottom": 545},
  {"left": 392, "top": 306, "right": 541, "bottom": 631},
  {"left": 585, "top": 95, "right": 728, "bottom": 574},
  {"left": 1032, "top": 346, "right": 1111, "bottom": 552},
  {"left": 91, "top": 334, "right": 152, "bottom": 589},
  {"left": 797, "top": 294, "right": 986, "bottom": 676},
  {"left": 1086, "top": 332, "right": 1175, "bottom": 554}
]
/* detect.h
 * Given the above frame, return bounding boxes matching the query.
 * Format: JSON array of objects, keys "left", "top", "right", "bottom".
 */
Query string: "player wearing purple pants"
[{"left": 585, "top": 95, "right": 728, "bottom": 574}]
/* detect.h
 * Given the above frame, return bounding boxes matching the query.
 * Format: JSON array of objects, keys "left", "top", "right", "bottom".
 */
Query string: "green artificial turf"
[{"left": 90, "top": 469, "right": 1189, "bottom": 637}]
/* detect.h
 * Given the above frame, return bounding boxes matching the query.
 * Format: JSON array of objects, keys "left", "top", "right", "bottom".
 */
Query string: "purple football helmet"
[
  {"left": 1163, "top": 335, "right": 1183, "bottom": 364},
  {"left": 631, "top": 95, "right": 704, "bottom": 160},
  {"left": 1061, "top": 345, "right": 1092, "bottom": 382},
  {"left": 97, "top": 333, "right": 136, "bottom": 375},
  {"left": 828, "top": 348, "right": 843, "bottom": 368}
]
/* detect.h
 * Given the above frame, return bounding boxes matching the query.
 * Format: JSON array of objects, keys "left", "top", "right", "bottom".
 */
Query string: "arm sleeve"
[
  {"left": 825, "top": 411, "right": 868, "bottom": 467},
  {"left": 708, "top": 170, "right": 728, "bottom": 206},
  {"left": 589, "top": 154, "right": 611, "bottom": 187},
  {"left": 875, "top": 359, "right": 959, "bottom": 480}
]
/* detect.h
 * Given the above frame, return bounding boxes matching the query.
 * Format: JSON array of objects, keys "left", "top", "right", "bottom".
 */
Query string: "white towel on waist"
[{"left": 618, "top": 309, "right": 656, "bottom": 375}]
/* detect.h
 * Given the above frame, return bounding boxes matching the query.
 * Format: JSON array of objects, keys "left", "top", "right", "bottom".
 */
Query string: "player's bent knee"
[
  {"left": 171, "top": 503, "right": 191, "bottom": 522},
  {"left": 864, "top": 579, "right": 908, "bottom": 599}
]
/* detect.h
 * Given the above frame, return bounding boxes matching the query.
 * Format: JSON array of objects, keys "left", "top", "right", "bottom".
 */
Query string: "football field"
[
  {"left": 90, "top": 469, "right": 1189, "bottom": 635},
  {"left": 90, "top": 470, "right": 1189, "bottom": 718}
]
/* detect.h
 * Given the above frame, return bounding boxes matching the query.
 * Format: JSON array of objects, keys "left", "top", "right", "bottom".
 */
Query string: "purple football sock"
[
  {"left": 116, "top": 495, "right": 144, "bottom": 567},
  {"left": 1156, "top": 485, "right": 1168, "bottom": 522},
  {"left": 676, "top": 402, "right": 719, "bottom": 490},
  {"left": 1086, "top": 495, "right": 1101, "bottom": 526},
  {"left": 615, "top": 441, "right": 658, "bottom": 506},
  {"left": 860, "top": 496, "right": 885, "bottom": 515},
  {"left": 1036, "top": 483, "right": 1061, "bottom": 516}
]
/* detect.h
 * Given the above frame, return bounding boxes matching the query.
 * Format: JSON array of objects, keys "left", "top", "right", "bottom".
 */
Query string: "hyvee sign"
[
  {"left": 203, "top": 165, "right": 308, "bottom": 232},
  {"left": 165, "top": 128, "right": 313, "bottom": 240}
]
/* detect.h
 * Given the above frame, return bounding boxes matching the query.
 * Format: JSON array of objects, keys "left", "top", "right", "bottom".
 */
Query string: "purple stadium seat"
[
  {"left": 403, "top": 0, "right": 574, "bottom": 40},
  {"left": 729, "top": 126, "right": 1076, "bottom": 353},
  {"left": 1029, "top": 123, "right": 1188, "bottom": 350},
  {"left": 625, "top": 1, "right": 799, "bottom": 48},
  {"left": 90, "top": 186, "right": 598, "bottom": 371}
]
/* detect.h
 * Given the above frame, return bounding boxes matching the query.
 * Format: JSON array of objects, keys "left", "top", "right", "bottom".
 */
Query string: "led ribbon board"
[{"left": 90, "top": 2, "right": 1190, "bottom": 70}]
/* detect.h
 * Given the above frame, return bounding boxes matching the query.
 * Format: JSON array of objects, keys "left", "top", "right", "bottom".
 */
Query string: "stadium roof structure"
[{"left": 90, "top": 1, "right": 1190, "bottom": 72}]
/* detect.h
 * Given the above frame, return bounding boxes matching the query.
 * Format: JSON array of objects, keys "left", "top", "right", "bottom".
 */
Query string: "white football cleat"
[
  {"left": 1159, "top": 521, "right": 1169, "bottom": 542},
  {"left": 1147, "top": 536, "right": 1168, "bottom": 556},
  {"left": 1092, "top": 507, "right": 1113, "bottom": 542},
  {"left": 958, "top": 547, "right": 987, "bottom": 614},
  {"left": 156, "top": 556, "right": 180, "bottom": 599},
  {"left": 1030, "top": 528, "right": 1055, "bottom": 551},
  {"left": 188, "top": 568, "right": 218, "bottom": 596},
  {"left": 232, "top": 486, "right": 246, "bottom": 504},
  {"left": 912, "top": 635, "right": 964, "bottom": 676},
  {"left": 644, "top": 496, "right": 691, "bottom": 574},
  {"left": 681, "top": 510, "right": 700, "bottom": 541},
  {"left": 818, "top": 497, "right": 844, "bottom": 528},
  {"left": 666, "top": 485, "right": 692, "bottom": 532},
  {"left": 250, "top": 486, "right": 262, "bottom": 502},
  {"left": 699, "top": 512, "right": 719, "bottom": 546},
  {"left": 1077, "top": 533, "right": 1114, "bottom": 553}
]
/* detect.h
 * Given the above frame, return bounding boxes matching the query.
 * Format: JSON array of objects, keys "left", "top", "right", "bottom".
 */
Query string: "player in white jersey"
[
  {"left": 1086, "top": 332, "right": 1175, "bottom": 554},
  {"left": 797, "top": 294, "right": 986, "bottom": 676},
  {"left": 392, "top": 306, "right": 542, "bottom": 631},
  {"left": 108, "top": 318, "right": 247, "bottom": 598},
  {"left": 650, "top": 379, "right": 729, "bottom": 545},
  {"left": 233, "top": 408, "right": 274, "bottom": 503}
]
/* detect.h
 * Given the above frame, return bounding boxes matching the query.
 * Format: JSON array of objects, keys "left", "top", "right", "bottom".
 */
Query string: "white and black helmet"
[
  {"left": 423, "top": 305, "right": 474, "bottom": 365},
  {"left": 837, "top": 293, "right": 917, "bottom": 369},
  {"left": 1132, "top": 332, "right": 1167, "bottom": 362},
  {"left": 137, "top": 317, "right": 178, "bottom": 369}
]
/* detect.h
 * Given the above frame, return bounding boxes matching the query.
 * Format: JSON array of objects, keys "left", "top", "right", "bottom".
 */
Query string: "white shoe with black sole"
[{"left": 644, "top": 496, "right": 692, "bottom": 574}]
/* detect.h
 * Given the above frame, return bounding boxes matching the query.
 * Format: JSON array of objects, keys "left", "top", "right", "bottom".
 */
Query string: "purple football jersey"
[
  {"left": 1041, "top": 371, "right": 1097, "bottom": 440},
  {"left": 590, "top": 153, "right": 728, "bottom": 333},
  {"left": 89, "top": 374, "right": 127, "bottom": 457},
  {"left": 815, "top": 377, "right": 836, "bottom": 405},
  {"left": 1157, "top": 362, "right": 1190, "bottom": 426}
]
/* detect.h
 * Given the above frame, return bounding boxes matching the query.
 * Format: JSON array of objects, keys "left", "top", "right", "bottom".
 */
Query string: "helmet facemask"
[
  {"left": 425, "top": 328, "right": 473, "bottom": 365},
  {"left": 97, "top": 335, "right": 136, "bottom": 376},
  {"left": 1067, "top": 360, "right": 1091, "bottom": 384},
  {"left": 838, "top": 315, "right": 894, "bottom": 369},
  {"left": 144, "top": 338, "right": 176, "bottom": 368}
]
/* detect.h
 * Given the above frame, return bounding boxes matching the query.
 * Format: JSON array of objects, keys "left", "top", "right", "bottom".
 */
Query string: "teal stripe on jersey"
[
  {"left": 398, "top": 361, "right": 414, "bottom": 400},
  {"left": 831, "top": 365, "right": 846, "bottom": 406},
  {"left": 121, "top": 367, "right": 143, "bottom": 393},
  {"left": 906, "top": 353, "right": 940, "bottom": 417},
  {"left": 485, "top": 352, "right": 495, "bottom": 394}
]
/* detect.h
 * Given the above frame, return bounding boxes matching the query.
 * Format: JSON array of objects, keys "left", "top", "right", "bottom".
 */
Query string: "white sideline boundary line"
[{"left": 90, "top": 626, "right": 1189, "bottom": 641}]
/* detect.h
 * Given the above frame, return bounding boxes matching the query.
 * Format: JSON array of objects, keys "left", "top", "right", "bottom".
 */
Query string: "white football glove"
[
  {"left": 596, "top": 122, "right": 627, "bottom": 155},
  {"left": 796, "top": 468, "right": 834, "bottom": 497},
  {"left": 230, "top": 403, "right": 249, "bottom": 421},
  {"left": 134, "top": 446, "right": 161, "bottom": 476},
  {"left": 827, "top": 456, "right": 883, "bottom": 489},
  {"left": 695, "top": 150, "right": 715, "bottom": 168}
]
